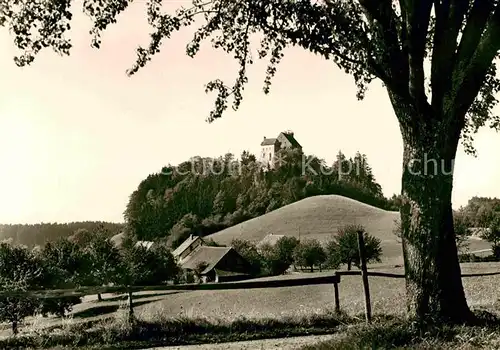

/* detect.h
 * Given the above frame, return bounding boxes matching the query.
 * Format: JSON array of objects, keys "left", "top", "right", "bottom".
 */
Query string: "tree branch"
[
  {"left": 358, "top": 0, "right": 405, "bottom": 83},
  {"left": 359, "top": 0, "right": 434, "bottom": 127},
  {"left": 431, "top": 0, "right": 471, "bottom": 113},
  {"left": 448, "top": 5, "right": 500, "bottom": 120},
  {"left": 403, "top": 0, "right": 433, "bottom": 107},
  {"left": 453, "top": 0, "right": 496, "bottom": 81}
]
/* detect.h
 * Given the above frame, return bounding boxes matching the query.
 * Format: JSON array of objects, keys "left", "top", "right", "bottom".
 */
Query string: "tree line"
[
  {"left": 0, "top": 222, "right": 124, "bottom": 248},
  {"left": 455, "top": 197, "right": 500, "bottom": 258},
  {"left": 0, "top": 225, "right": 178, "bottom": 335},
  {"left": 124, "top": 148, "right": 400, "bottom": 247},
  {"left": 230, "top": 224, "right": 382, "bottom": 277},
  {"left": 0, "top": 223, "right": 382, "bottom": 335}
]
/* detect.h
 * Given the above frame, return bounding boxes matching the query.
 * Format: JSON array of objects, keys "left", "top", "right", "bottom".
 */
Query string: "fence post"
[
  {"left": 127, "top": 287, "right": 135, "bottom": 323},
  {"left": 357, "top": 230, "right": 372, "bottom": 323},
  {"left": 333, "top": 272, "right": 340, "bottom": 313}
]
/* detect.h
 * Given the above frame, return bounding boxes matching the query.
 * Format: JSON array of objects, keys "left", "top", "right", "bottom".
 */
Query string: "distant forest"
[
  {"left": 0, "top": 222, "right": 124, "bottom": 248},
  {"left": 125, "top": 149, "right": 401, "bottom": 247},
  {"left": 458, "top": 197, "right": 500, "bottom": 228}
]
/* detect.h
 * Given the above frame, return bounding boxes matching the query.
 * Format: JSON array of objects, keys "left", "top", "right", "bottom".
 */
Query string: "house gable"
[
  {"left": 180, "top": 246, "right": 230, "bottom": 271},
  {"left": 180, "top": 246, "right": 252, "bottom": 277},
  {"left": 206, "top": 248, "right": 251, "bottom": 275},
  {"left": 277, "top": 131, "right": 301, "bottom": 149},
  {"left": 172, "top": 234, "right": 204, "bottom": 261}
]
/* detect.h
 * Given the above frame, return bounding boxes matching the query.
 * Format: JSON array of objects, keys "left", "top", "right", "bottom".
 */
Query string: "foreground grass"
[
  {"left": 301, "top": 311, "right": 500, "bottom": 350},
  {"left": 0, "top": 308, "right": 355, "bottom": 349},
  {"left": 4, "top": 308, "right": 500, "bottom": 349}
]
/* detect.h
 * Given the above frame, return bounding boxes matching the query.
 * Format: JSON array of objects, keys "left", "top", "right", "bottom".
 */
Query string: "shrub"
[
  {"left": 325, "top": 224, "right": 382, "bottom": 270},
  {"left": 293, "top": 239, "right": 326, "bottom": 272},
  {"left": 0, "top": 243, "right": 47, "bottom": 334},
  {"left": 482, "top": 214, "right": 500, "bottom": 257},
  {"left": 230, "top": 239, "right": 264, "bottom": 275},
  {"left": 259, "top": 243, "right": 290, "bottom": 275},
  {"left": 458, "top": 253, "right": 499, "bottom": 263}
]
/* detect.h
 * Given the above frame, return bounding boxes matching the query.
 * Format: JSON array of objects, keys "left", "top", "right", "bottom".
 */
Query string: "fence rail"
[
  {"left": 338, "top": 270, "right": 500, "bottom": 278},
  {"left": 0, "top": 274, "right": 341, "bottom": 298},
  {"left": 1, "top": 269, "right": 499, "bottom": 300}
]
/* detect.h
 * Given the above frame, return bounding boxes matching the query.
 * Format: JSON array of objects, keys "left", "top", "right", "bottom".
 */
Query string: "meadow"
[
  {"left": 1, "top": 261, "right": 499, "bottom": 349},
  {"left": 0, "top": 195, "right": 495, "bottom": 348}
]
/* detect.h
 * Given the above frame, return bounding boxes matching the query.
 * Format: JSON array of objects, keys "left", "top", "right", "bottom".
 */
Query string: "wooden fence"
[
  {"left": 1, "top": 269, "right": 498, "bottom": 308},
  {"left": 0, "top": 274, "right": 343, "bottom": 310}
]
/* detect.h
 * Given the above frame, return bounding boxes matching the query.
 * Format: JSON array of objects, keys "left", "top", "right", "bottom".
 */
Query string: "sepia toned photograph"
[{"left": 1, "top": 1, "right": 500, "bottom": 349}]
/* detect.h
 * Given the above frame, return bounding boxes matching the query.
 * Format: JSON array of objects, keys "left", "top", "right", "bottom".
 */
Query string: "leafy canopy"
[
  {"left": 0, "top": 243, "right": 45, "bottom": 330},
  {"left": 325, "top": 224, "right": 382, "bottom": 270},
  {"left": 2, "top": 1, "right": 500, "bottom": 154},
  {"left": 292, "top": 238, "right": 326, "bottom": 270}
]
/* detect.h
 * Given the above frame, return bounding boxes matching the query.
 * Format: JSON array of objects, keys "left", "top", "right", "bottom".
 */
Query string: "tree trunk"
[
  {"left": 97, "top": 293, "right": 103, "bottom": 302},
  {"left": 12, "top": 320, "right": 18, "bottom": 335},
  {"left": 399, "top": 126, "right": 471, "bottom": 323},
  {"left": 347, "top": 261, "right": 351, "bottom": 271},
  {"left": 310, "top": 265, "right": 313, "bottom": 272}
]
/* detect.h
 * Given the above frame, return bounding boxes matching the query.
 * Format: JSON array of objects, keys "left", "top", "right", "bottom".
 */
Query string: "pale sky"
[{"left": 0, "top": 1, "right": 499, "bottom": 224}]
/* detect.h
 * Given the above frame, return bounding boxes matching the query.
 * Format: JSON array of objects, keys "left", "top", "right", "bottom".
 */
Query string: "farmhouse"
[
  {"left": 257, "top": 234, "right": 285, "bottom": 248},
  {"left": 172, "top": 234, "right": 204, "bottom": 263},
  {"left": 468, "top": 227, "right": 491, "bottom": 238},
  {"left": 260, "top": 130, "right": 302, "bottom": 169},
  {"left": 180, "top": 246, "right": 252, "bottom": 283},
  {"left": 109, "top": 232, "right": 125, "bottom": 247},
  {"left": 135, "top": 240, "right": 154, "bottom": 249},
  {"left": 110, "top": 233, "right": 253, "bottom": 283}
]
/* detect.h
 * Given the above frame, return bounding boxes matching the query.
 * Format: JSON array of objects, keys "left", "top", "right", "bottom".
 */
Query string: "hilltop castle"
[{"left": 259, "top": 131, "right": 302, "bottom": 169}]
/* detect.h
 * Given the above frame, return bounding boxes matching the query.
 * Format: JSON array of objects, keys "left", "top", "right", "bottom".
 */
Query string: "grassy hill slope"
[
  {"left": 207, "top": 195, "right": 401, "bottom": 263},
  {"left": 206, "top": 195, "right": 491, "bottom": 265}
]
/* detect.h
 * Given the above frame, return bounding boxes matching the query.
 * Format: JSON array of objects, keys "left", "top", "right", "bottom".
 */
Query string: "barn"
[{"left": 180, "top": 246, "right": 253, "bottom": 283}]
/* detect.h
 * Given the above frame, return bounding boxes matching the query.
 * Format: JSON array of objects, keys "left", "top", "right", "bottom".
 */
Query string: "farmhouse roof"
[
  {"left": 109, "top": 232, "right": 125, "bottom": 247},
  {"left": 257, "top": 234, "right": 285, "bottom": 247},
  {"left": 135, "top": 241, "right": 154, "bottom": 250},
  {"left": 280, "top": 132, "right": 302, "bottom": 148},
  {"left": 172, "top": 234, "right": 203, "bottom": 257},
  {"left": 180, "top": 246, "right": 232, "bottom": 274},
  {"left": 261, "top": 137, "right": 277, "bottom": 146},
  {"left": 468, "top": 227, "right": 491, "bottom": 236}
]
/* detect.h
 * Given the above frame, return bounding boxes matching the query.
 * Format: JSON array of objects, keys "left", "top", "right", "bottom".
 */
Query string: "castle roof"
[
  {"left": 261, "top": 137, "right": 277, "bottom": 146},
  {"left": 280, "top": 132, "right": 302, "bottom": 148},
  {"left": 261, "top": 132, "right": 302, "bottom": 148}
]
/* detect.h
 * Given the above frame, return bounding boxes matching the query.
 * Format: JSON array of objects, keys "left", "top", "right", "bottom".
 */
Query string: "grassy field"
[
  {"left": 1, "top": 262, "right": 500, "bottom": 348},
  {"left": 132, "top": 263, "right": 500, "bottom": 322},
  {"left": 0, "top": 192, "right": 495, "bottom": 347},
  {"left": 7, "top": 262, "right": 499, "bottom": 333}
]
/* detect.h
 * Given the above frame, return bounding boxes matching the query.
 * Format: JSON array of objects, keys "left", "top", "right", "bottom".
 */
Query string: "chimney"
[{"left": 263, "top": 136, "right": 266, "bottom": 140}]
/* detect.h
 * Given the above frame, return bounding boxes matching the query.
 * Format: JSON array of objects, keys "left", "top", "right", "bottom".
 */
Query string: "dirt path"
[{"left": 147, "top": 334, "right": 337, "bottom": 350}]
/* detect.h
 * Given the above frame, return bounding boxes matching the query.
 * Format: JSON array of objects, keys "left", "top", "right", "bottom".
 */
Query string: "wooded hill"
[{"left": 124, "top": 149, "right": 400, "bottom": 247}]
